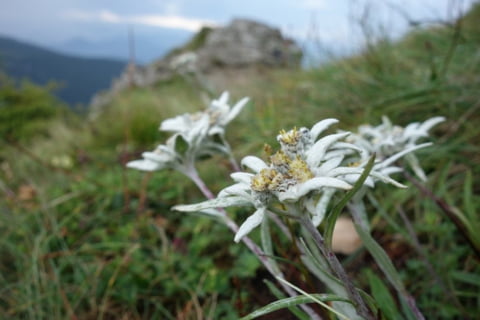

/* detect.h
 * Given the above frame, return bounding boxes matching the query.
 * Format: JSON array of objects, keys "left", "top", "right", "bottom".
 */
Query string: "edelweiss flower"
[
  {"left": 127, "top": 114, "right": 210, "bottom": 174},
  {"left": 127, "top": 93, "right": 249, "bottom": 174},
  {"left": 244, "top": 119, "right": 403, "bottom": 226},
  {"left": 349, "top": 116, "right": 445, "bottom": 181},
  {"left": 160, "top": 92, "right": 249, "bottom": 138},
  {"left": 207, "top": 92, "right": 250, "bottom": 136},
  {"left": 175, "top": 118, "right": 398, "bottom": 241},
  {"left": 159, "top": 112, "right": 210, "bottom": 147},
  {"left": 174, "top": 170, "right": 268, "bottom": 242},
  {"left": 126, "top": 133, "right": 184, "bottom": 172}
]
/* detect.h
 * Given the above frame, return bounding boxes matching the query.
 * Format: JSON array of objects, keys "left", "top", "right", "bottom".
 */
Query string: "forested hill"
[{"left": 0, "top": 36, "right": 126, "bottom": 106}]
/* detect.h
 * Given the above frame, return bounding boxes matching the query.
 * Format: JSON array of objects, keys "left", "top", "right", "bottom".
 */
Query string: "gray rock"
[
  {"left": 89, "top": 19, "right": 301, "bottom": 112},
  {"left": 197, "top": 19, "right": 301, "bottom": 69}
]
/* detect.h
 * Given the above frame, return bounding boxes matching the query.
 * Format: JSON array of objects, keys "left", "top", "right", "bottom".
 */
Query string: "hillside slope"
[
  {"left": 1, "top": 4, "right": 479, "bottom": 320},
  {"left": 0, "top": 36, "right": 126, "bottom": 106}
]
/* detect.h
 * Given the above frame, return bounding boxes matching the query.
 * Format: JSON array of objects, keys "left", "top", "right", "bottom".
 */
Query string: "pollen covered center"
[
  {"left": 278, "top": 127, "right": 301, "bottom": 145},
  {"left": 288, "top": 157, "right": 314, "bottom": 182},
  {"left": 251, "top": 168, "right": 282, "bottom": 192}
]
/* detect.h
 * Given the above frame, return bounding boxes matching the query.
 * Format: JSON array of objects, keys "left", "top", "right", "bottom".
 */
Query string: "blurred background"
[
  {"left": 1, "top": 0, "right": 479, "bottom": 319},
  {"left": 0, "top": 0, "right": 476, "bottom": 105}
]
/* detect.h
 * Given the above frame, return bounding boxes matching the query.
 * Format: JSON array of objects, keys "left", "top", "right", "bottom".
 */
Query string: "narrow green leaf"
[
  {"left": 325, "top": 154, "right": 376, "bottom": 248},
  {"left": 299, "top": 236, "right": 366, "bottom": 320},
  {"left": 260, "top": 216, "right": 281, "bottom": 275},
  {"left": 276, "top": 277, "right": 353, "bottom": 320},
  {"left": 452, "top": 271, "right": 480, "bottom": 287},
  {"left": 263, "top": 280, "right": 310, "bottom": 320},
  {"left": 354, "top": 224, "right": 405, "bottom": 293},
  {"left": 366, "top": 270, "right": 401, "bottom": 320},
  {"left": 354, "top": 223, "right": 417, "bottom": 319},
  {"left": 358, "top": 289, "right": 380, "bottom": 317},
  {"left": 299, "top": 234, "right": 345, "bottom": 291},
  {"left": 434, "top": 161, "right": 453, "bottom": 197},
  {"left": 463, "top": 170, "right": 476, "bottom": 220},
  {"left": 240, "top": 293, "right": 352, "bottom": 320}
]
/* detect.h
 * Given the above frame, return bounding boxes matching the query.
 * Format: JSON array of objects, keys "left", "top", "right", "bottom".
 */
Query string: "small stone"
[{"left": 332, "top": 216, "right": 363, "bottom": 254}]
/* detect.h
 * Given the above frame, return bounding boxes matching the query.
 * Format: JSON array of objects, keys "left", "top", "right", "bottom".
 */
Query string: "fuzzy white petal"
[
  {"left": 343, "top": 174, "right": 374, "bottom": 187},
  {"left": 197, "top": 208, "right": 224, "bottom": 217},
  {"left": 317, "top": 156, "right": 344, "bottom": 173},
  {"left": 420, "top": 116, "right": 445, "bottom": 132},
  {"left": 241, "top": 156, "right": 268, "bottom": 172},
  {"left": 307, "top": 132, "right": 350, "bottom": 167},
  {"left": 223, "top": 97, "right": 249, "bottom": 125},
  {"left": 142, "top": 151, "right": 172, "bottom": 163},
  {"left": 379, "top": 166, "right": 403, "bottom": 176},
  {"left": 214, "top": 91, "right": 229, "bottom": 106},
  {"left": 330, "top": 142, "right": 362, "bottom": 152},
  {"left": 369, "top": 171, "right": 407, "bottom": 188},
  {"left": 405, "top": 153, "right": 427, "bottom": 181},
  {"left": 186, "top": 114, "right": 209, "bottom": 144},
  {"left": 230, "top": 172, "right": 254, "bottom": 184},
  {"left": 126, "top": 159, "right": 162, "bottom": 171},
  {"left": 279, "top": 177, "right": 352, "bottom": 201},
  {"left": 173, "top": 196, "right": 252, "bottom": 212},
  {"left": 327, "top": 167, "right": 363, "bottom": 177},
  {"left": 208, "top": 126, "right": 225, "bottom": 136},
  {"left": 218, "top": 183, "right": 251, "bottom": 198},
  {"left": 404, "top": 123, "right": 421, "bottom": 138},
  {"left": 312, "top": 188, "right": 336, "bottom": 226},
  {"left": 165, "top": 134, "right": 179, "bottom": 150},
  {"left": 378, "top": 142, "right": 432, "bottom": 168},
  {"left": 323, "top": 149, "right": 356, "bottom": 160},
  {"left": 160, "top": 114, "right": 189, "bottom": 132},
  {"left": 310, "top": 118, "right": 339, "bottom": 141},
  {"left": 234, "top": 208, "right": 266, "bottom": 242}
]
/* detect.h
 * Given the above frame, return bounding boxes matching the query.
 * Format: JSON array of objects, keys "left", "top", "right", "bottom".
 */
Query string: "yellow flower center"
[
  {"left": 278, "top": 127, "right": 300, "bottom": 145},
  {"left": 270, "top": 150, "right": 291, "bottom": 167},
  {"left": 288, "top": 157, "right": 314, "bottom": 182},
  {"left": 251, "top": 168, "right": 281, "bottom": 192},
  {"left": 263, "top": 143, "right": 273, "bottom": 156}
]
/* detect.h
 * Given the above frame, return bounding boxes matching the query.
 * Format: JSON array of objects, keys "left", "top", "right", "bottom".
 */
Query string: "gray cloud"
[{"left": 0, "top": 0, "right": 476, "bottom": 52}]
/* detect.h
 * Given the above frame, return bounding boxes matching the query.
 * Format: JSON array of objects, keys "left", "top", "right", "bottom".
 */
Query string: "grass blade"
[
  {"left": 263, "top": 280, "right": 310, "bottom": 320},
  {"left": 241, "top": 281, "right": 352, "bottom": 320},
  {"left": 325, "top": 154, "right": 375, "bottom": 248}
]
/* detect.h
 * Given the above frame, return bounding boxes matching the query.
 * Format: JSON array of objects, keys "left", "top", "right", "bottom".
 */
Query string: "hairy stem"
[
  {"left": 221, "top": 135, "right": 241, "bottom": 172},
  {"left": 186, "top": 167, "right": 216, "bottom": 200},
  {"left": 299, "top": 214, "right": 375, "bottom": 320}
]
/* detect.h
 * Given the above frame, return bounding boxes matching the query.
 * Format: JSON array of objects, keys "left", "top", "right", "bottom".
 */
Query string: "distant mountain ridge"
[
  {"left": 52, "top": 29, "right": 192, "bottom": 64},
  {"left": 0, "top": 35, "right": 126, "bottom": 106}
]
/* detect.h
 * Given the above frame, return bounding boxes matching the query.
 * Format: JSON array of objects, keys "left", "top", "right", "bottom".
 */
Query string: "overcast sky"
[{"left": 0, "top": 0, "right": 476, "bottom": 50}]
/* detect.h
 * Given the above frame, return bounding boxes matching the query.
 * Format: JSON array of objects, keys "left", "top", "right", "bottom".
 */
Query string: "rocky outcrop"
[
  {"left": 90, "top": 19, "right": 302, "bottom": 111},
  {"left": 196, "top": 19, "right": 302, "bottom": 69}
]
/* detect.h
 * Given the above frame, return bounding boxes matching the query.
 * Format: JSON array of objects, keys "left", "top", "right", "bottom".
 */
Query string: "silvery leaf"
[{"left": 234, "top": 207, "right": 266, "bottom": 242}]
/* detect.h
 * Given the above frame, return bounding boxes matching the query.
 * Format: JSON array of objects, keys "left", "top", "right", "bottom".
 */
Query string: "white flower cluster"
[
  {"left": 349, "top": 116, "right": 445, "bottom": 181},
  {"left": 175, "top": 119, "right": 407, "bottom": 242},
  {"left": 127, "top": 91, "right": 444, "bottom": 243},
  {"left": 160, "top": 92, "right": 249, "bottom": 138},
  {"left": 127, "top": 92, "right": 249, "bottom": 174}
]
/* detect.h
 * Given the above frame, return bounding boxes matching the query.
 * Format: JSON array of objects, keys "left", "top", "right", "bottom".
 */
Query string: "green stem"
[{"left": 298, "top": 214, "right": 375, "bottom": 320}]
